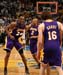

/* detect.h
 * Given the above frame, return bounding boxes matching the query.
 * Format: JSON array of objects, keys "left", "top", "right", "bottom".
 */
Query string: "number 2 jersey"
[{"left": 28, "top": 24, "right": 38, "bottom": 41}]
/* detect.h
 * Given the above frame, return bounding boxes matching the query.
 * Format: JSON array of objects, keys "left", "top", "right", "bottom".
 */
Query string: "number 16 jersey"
[
  {"left": 42, "top": 21, "right": 62, "bottom": 66},
  {"left": 43, "top": 21, "right": 60, "bottom": 50}
]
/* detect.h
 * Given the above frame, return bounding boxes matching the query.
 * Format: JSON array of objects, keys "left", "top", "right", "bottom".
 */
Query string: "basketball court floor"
[{"left": 0, "top": 45, "right": 63, "bottom": 75}]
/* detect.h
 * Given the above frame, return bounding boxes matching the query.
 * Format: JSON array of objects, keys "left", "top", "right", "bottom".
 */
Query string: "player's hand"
[{"left": 10, "top": 35, "right": 15, "bottom": 40}]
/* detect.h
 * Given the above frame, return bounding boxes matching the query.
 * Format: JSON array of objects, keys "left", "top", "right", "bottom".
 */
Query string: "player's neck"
[{"left": 45, "top": 19, "right": 53, "bottom": 22}]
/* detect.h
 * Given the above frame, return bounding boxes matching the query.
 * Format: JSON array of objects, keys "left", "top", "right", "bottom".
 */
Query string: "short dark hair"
[
  {"left": 41, "top": 12, "right": 52, "bottom": 20},
  {"left": 18, "top": 14, "right": 24, "bottom": 18}
]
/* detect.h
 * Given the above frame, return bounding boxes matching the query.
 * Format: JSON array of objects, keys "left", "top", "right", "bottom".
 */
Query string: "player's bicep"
[{"left": 61, "top": 25, "right": 63, "bottom": 31}]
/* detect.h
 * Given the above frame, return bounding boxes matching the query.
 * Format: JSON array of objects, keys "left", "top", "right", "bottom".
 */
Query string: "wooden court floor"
[{"left": 0, "top": 46, "right": 63, "bottom": 75}]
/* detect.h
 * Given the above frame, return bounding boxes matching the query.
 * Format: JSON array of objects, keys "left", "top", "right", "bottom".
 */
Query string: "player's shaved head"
[
  {"left": 32, "top": 18, "right": 38, "bottom": 25},
  {"left": 32, "top": 18, "right": 38, "bottom": 22}
]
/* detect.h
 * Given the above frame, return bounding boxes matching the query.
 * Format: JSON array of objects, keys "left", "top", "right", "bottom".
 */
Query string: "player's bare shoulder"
[
  {"left": 38, "top": 23, "right": 45, "bottom": 32},
  {"left": 6, "top": 22, "right": 16, "bottom": 29},
  {"left": 57, "top": 21, "right": 63, "bottom": 31}
]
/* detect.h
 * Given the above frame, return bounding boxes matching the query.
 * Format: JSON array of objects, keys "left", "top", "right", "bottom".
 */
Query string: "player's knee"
[
  {"left": 6, "top": 55, "right": 10, "bottom": 58},
  {"left": 4, "top": 49, "right": 11, "bottom": 53},
  {"left": 56, "top": 66, "right": 62, "bottom": 71},
  {"left": 6, "top": 53, "right": 10, "bottom": 58},
  {"left": 41, "top": 63, "right": 48, "bottom": 68},
  {"left": 32, "top": 54, "right": 36, "bottom": 58},
  {"left": 18, "top": 48, "right": 23, "bottom": 54}
]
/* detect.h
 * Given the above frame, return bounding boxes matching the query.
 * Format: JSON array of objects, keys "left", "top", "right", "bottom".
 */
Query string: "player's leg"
[
  {"left": 15, "top": 41, "right": 29, "bottom": 74},
  {"left": 32, "top": 53, "right": 40, "bottom": 67},
  {"left": 54, "top": 48, "right": 63, "bottom": 75},
  {"left": 21, "top": 52, "right": 29, "bottom": 74},
  {"left": 40, "top": 63, "right": 48, "bottom": 75},
  {"left": 30, "top": 42, "right": 40, "bottom": 68},
  {"left": 56, "top": 66, "right": 63, "bottom": 75},
  {"left": 4, "top": 39, "right": 13, "bottom": 75},
  {"left": 4, "top": 51, "right": 11, "bottom": 75},
  {"left": 46, "top": 64, "right": 50, "bottom": 75},
  {"left": 41, "top": 51, "right": 51, "bottom": 75},
  {"left": 19, "top": 49, "right": 29, "bottom": 74},
  {"left": 40, "top": 63, "right": 50, "bottom": 75}
]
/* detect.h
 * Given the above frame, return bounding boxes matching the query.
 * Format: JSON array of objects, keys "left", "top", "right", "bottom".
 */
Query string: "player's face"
[
  {"left": 19, "top": 16, "right": 25, "bottom": 23},
  {"left": 32, "top": 18, "right": 38, "bottom": 25}
]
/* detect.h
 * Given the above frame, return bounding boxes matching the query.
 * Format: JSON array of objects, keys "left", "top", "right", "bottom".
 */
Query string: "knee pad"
[
  {"left": 4, "top": 49, "right": 11, "bottom": 53},
  {"left": 18, "top": 48, "right": 23, "bottom": 54}
]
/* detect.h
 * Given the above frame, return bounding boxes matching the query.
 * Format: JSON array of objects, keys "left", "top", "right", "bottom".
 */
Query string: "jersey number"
[
  {"left": 31, "top": 31, "right": 34, "bottom": 35},
  {"left": 48, "top": 31, "right": 57, "bottom": 40}
]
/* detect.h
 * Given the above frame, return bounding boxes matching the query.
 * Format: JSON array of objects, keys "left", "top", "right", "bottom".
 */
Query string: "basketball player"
[
  {"left": 27, "top": 18, "right": 40, "bottom": 68},
  {"left": 4, "top": 21, "right": 29, "bottom": 75},
  {"left": 37, "top": 12, "right": 63, "bottom": 75}
]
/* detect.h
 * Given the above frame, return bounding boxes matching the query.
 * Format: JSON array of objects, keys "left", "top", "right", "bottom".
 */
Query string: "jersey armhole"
[
  {"left": 57, "top": 21, "right": 61, "bottom": 30},
  {"left": 57, "top": 21, "right": 63, "bottom": 31}
]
